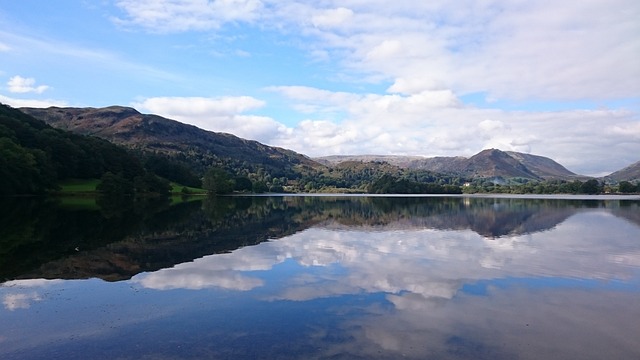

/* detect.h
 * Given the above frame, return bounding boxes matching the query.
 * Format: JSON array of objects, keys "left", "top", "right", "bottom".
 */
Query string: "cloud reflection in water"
[{"left": 134, "top": 211, "right": 639, "bottom": 300}]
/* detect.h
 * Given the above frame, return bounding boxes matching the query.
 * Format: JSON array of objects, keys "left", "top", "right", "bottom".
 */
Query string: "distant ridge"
[
  {"left": 315, "top": 155, "right": 425, "bottom": 168},
  {"left": 316, "top": 149, "right": 583, "bottom": 181},
  {"left": 504, "top": 151, "right": 582, "bottom": 180},
  {"left": 605, "top": 160, "right": 640, "bottom": 182}
]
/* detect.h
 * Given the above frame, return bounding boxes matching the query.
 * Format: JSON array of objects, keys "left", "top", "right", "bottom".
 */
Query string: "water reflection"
[
  {"left": 3, "top": 196, "right": 638, "bottom": 282},
  {"left": 134, "top": 209, "right": 639, "bottom": 298},
  {"left": 1, "top": 196, "right": 639, "bottom": 359}
]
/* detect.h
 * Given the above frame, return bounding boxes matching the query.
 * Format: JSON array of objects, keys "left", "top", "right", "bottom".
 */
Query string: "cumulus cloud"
[
  {"left": 133, "top": 95, "right": 290, "bottom": 141},
  {"left": 7, "top": 76, "right": 49, "bottom": 94}
]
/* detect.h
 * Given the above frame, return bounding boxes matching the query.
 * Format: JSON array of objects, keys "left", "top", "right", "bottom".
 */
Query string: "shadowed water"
[{"left": 1, "top": 195, "right": 639, "bottom": 359}]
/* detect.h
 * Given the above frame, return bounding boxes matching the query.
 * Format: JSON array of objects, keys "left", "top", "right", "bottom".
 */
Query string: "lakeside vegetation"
[{"left": 461, "top": 177, "right": 640, "bottom": 195}]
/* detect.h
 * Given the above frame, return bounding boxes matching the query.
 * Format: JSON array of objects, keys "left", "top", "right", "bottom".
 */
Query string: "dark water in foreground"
[{"left": 1, "top": 195, "right": 639, "bottom": 359}]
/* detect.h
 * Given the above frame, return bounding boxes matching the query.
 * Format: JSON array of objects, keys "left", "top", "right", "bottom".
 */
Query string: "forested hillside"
[
  {"left": 1, "top": 103, "right": 147, "bottom": 195},
  {"left": 0, "top": 104, "right": 180, "bottom": 195}
]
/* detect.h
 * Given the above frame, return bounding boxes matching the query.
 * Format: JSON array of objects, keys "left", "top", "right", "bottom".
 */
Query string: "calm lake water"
[{"left": 1, "top": 195, "right": 639, "bottom": 359}]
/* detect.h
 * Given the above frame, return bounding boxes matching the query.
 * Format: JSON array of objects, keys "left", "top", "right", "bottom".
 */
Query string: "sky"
[{"left": 0, "top": 0, "right": 638, "bottom": 176}]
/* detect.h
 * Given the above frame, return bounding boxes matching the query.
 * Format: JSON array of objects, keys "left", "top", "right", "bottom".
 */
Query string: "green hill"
[{"left": 1, "top": 103, "right": 145, "bottom": 195}]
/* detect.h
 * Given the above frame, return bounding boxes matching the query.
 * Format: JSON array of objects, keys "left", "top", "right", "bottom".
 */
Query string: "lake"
[{"left": 1, "top": 195, "right": 639, "bottom": 359}]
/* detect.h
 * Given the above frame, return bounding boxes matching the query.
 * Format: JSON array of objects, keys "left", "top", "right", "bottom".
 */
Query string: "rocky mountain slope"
[
  {"left": 317, "top": 149, "right": 583, "bottom": 180},
  {"left": 20, "top": 106, "right": 321, "bottom": 176},
  {"left": 605, "top": 160, "right": 640, "bottom": 182}
]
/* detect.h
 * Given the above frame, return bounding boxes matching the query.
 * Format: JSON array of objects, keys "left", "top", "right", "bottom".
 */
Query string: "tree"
[
  {"left": 0, "top": 138, "right": 56, "bottom": 195},
  {"left": 203, "top": 167, "right": 234, "bottom": 194},
  {"left": 618, "top": 181, "right": 636, "bottom": 193},
  {"left": 144, "top": 154, "right": 201, "bottom": 188},
  {"left": 234, "top": 176, "right": 253, "bottom": 192},
  {"left": 580, "top": 179, "right": 601, "bottom": 194},
  {"left": 134, "top": 173, "right": 171, "bottom": 196},
  {"left": 252, "top": 181, "right": 268, "bottom": 193},
  {"left": 96, "top": 172, "right": 134, "bottom": 196},
  {"left": 269, "top": 184, "right": 284, "bottom": 193}
]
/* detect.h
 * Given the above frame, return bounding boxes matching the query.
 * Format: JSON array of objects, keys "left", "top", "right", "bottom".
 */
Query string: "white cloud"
[
  {"left": 135, "top": 95, "right": 265, "bottom": 116},
  {"left": 311, "top": 7, "right": 354, "bottom": 28},
  {"left": 7, "top": 76, "right": 49, "bottom": 94},
  {"left": 261, "top": 1, "right": 640, "bottom": 100},
  {"left": 478, "top": 119, "right": 508, "bottom": 133},
  {"left": 606, "top": 121, "right": 640, "bottom": 139},
  {"left": 0, "top": 42, "right": 10, "bottom": 52},
  {"left": 114, "top": 0, "right": 263, "bottom": 33},
  {"left": 109, "top": 1, "right": 640, "bottom": 99},
  {"left": 133, "top": 95, "right": 289, "bottom": 141},
  {"left": 0, "top": 94, "right": 67, "bottom": 108}
]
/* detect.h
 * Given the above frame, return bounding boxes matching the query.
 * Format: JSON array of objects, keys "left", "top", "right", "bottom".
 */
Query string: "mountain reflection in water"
[{"left": 1, "top": 195, "right": 639, "bottom": 360}]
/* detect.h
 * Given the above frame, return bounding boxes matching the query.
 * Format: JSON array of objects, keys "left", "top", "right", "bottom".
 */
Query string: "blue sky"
[{"left": 1, "top": 0, "right": 638, "bottom": 176}]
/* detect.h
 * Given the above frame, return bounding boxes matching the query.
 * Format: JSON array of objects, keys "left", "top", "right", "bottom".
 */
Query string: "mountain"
[
  {"left": 504, "top": 151, "right": 582, "bottom": 180},
  {"left": 605, "top": 160, "right": 640, "bottom": 182},
  {"left": 459, "top": 148, "right": 543, "bottom": 179},
  {"left": 317, "top": 149, "right": 582, "bottom": 180},
  {"left": 20, "top": 106, "right": 321, "bottom": 177}
]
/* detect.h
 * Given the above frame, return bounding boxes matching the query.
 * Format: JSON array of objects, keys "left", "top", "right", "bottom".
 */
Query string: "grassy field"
[
  {"left": 58, "top": 178, "right": 100, "bottom": 193},
  {"left": 56, "top": 179, "right": 206, "bottom": 195},
  {"left": 170, "top": 183, "right": 207, "bottom": 195}
]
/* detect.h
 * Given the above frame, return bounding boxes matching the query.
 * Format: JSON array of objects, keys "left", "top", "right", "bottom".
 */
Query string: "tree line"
[{"left": 462, "top": 178, "right": 640, "bottom": 195}]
